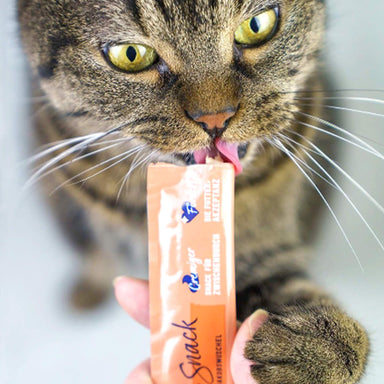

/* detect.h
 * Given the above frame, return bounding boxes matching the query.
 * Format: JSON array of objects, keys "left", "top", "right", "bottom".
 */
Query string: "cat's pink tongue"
[{"left": 193, "top": 140, "right": 243, "bottom": 175}]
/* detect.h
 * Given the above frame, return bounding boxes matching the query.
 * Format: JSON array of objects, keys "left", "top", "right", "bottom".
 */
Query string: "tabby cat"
[{"left": 18, "top": 0, "right": 369, "bottom": 383}]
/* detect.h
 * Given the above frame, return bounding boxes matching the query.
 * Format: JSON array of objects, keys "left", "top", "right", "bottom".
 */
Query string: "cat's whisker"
[
  {"left": 266, "top": 136, "right": 363, "bottom": 271},
  {"left": 24, "top": 132, "right": 112, "bottom": 189},
  {"left": 32, "top": 141, "right": 127, "bottom": 183},
  {"left": 294, "top": 96, "right": 384, "bottom": 105},
  {"left": 27, "top": 133, "right": 107, "bottom": 164},
  {"left": 117, "top": 149, "right": 147, "bottom": 195},
  {"left": 136, "top": 149, "right": 160, "bottom": 178},
  {"left": 287, "top": 128, "right": 384, "bottom": 217},
  {"left": 25, "top": 125, "right": 127, "bottom": 188},
  {"left": 297, "top": 103, "right": 384, "bottom": 119},
  {"left": 59, "top": 137, "right": 131, "bottom": 163},
  {"left": 279, "top": 88, "right": 384, "bottom": 96},
  {"left": 295, "top": 111, "right": 384, "bottom": 160},
  {"left": 275, "top": 133, "right": 338, "bottom": 191},
  {"left": 279, "top": 132, "right": 384, "bottom": 254},
  {"left": 51, "top": 144, "right": 147, "bottom": 195},
  {"left": 77, "top": 145, "right": 147, "bottom": 185},
  {"left": 292, "top": 118, "right": 383, "bottom": 158},
  {"left": 116, "top": 146, "right": 147, "bottom": 192},
  {"left": 31, "top": 135, "right": 129, "bottom": 157},
  {"left": 116, "top": 149, "right": 159, "bottom": 201},
  {"left": 28, "top": 125, "right": 129, "bottom": 165},
  {"left": 87, "top": 137, "right": 132, "bottom": 148},
  {"left": 277, "top": 132, "right": 337, "bottom": 189},
  {"left": 132, "top": 150, "right": 155, "bottom": 175},
  {"left": 144, "top": 150, "right": 159, "bottom": 169}
]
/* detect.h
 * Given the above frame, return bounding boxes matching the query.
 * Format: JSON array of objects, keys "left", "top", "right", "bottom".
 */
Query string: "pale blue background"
[{"left": 1, "top": 0, "right": 384, "bottom": 383}]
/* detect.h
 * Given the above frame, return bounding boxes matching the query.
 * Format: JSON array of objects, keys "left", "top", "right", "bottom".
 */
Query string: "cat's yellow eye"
[
  {"left": 105, "top": 44, "right": 158, "bottom": 73},
  {"left": 234, "top": 8, "right": 278, "bottom": 46}
]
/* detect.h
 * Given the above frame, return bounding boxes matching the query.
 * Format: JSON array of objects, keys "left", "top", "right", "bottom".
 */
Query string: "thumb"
[{"left": 230, "top": 309, "right": 269, "bottom": 384}]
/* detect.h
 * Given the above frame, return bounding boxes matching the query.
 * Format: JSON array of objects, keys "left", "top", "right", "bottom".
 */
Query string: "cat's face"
[{"left": 19, "top": 0, "right": 325, "bottom": 173}]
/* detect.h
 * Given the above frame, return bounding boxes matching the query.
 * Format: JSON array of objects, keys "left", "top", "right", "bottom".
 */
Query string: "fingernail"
[
  {"left": 113, "top": 275, "right": 126, "bottom": 287},
  {"left": 248, "top": 309, "right": 268, "bottom": 337}
]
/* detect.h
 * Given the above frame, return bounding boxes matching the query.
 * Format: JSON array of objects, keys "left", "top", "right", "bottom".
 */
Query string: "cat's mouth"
[{"left": 180, "top": 139, "right": 248, "bottom": 175}]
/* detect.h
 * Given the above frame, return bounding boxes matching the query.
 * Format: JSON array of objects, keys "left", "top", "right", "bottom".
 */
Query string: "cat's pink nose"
[
  {"left": 194, "top": 110, "right": 236, "bottom": 130},
  {"left": 187, "top": 107, "right": 237, "bottom": 139}
]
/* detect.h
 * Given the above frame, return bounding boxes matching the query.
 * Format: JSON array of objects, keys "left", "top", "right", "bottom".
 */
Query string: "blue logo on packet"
[
  {"left": 182, "top": 273, "right": 200, "bottom": 293},
  {"left": 181, "top": 202, "right": 199, "bottom": 223}
]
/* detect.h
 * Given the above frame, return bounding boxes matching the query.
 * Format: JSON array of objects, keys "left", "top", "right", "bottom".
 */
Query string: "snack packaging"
[{"left": 147, "top": 162, "right": 236, "bottom": 384}]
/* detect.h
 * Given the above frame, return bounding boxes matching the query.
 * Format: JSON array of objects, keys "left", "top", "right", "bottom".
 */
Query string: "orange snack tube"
[{"left": 147, "top": 162, "right": 236, "bottom": 384}]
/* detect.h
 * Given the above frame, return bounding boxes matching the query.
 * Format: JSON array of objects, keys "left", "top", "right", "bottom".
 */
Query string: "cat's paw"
[{"left": 244, "top": 305, "right": 369, "bottom": 384}]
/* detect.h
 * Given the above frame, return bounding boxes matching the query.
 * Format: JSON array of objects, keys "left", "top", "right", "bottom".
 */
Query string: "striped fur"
[{"left": 19, "top": 0, "right": 369, "bottom": 383}]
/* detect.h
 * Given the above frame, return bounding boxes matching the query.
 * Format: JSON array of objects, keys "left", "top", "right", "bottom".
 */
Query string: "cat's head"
[{"left": 18, "top": 0, "right": 325, "bottom": 174}]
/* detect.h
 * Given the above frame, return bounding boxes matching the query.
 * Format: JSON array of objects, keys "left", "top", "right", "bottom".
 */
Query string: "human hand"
[{"left": 114, "top": 276, "right": 268, "bottom": 384}]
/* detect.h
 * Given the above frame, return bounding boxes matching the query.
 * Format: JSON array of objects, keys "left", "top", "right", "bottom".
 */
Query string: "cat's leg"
[
  {"left": 45, "top": 188, "right": 118, "bottom": 309},
  {"left": 43, "top": 174, "right": 147, "bottom": 309},
  {"left": 236, "top": 266, "right": 369, "bottom": 384}
]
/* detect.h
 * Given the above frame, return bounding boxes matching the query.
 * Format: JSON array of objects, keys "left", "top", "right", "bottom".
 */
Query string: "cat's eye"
[
  {"left": 104, "top": 43, "right": 158, "bottom": 73},
  {"left": 234, "top": 8, "right": 279, "bottom": 46}
]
